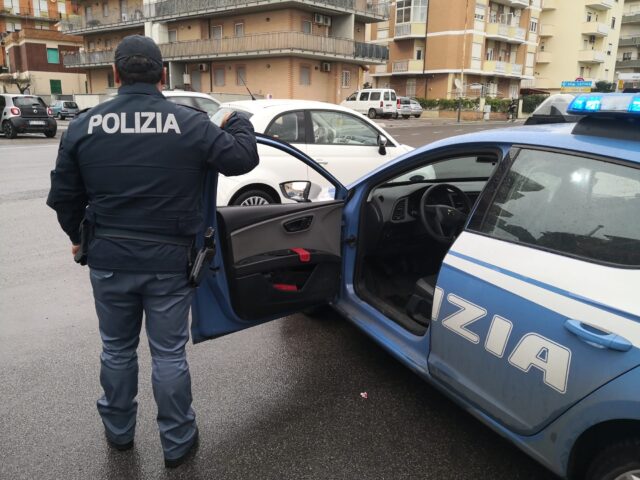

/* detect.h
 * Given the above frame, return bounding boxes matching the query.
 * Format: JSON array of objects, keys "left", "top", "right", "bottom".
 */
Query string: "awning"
[{"left": 520, "top": 88, "right": 550, "bottom": 95}]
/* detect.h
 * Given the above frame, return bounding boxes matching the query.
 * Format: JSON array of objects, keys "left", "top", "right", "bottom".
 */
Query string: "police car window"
[
  {"left": 265, "top": 111, "right": 305, "bottom": 143},
  {"left": 310, "top": 110, "right": 378, "bottom": 146},
  {"left": 193, "top": 98, "right": 219, "bottom": 116},
  {"left": 387, "top": 156, "right": 496, "bottom": 184},
  {"left": 475, "top": 149, "right": 640, "bottom": 267}
]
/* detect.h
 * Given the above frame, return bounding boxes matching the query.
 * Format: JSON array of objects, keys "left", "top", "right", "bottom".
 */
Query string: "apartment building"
[
  {"left": 368, "top": 0, "right": 540, "bottom": 100},
  {"left": 535, "top": 0, "right": 624, "bottom": 93},
  {"left": 1, "top": 1, "right": 86, "bottom": 95},
  {"left": 616, "top": 0, "right": 640, "bottom": 88},
  {"left": 60, "top": 0, "right": 390, "bottom": 102}
]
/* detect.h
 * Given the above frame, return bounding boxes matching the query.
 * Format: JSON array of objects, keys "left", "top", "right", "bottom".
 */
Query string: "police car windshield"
[{"left": 211, "top": 107, "right": 253, "bottom": 127}]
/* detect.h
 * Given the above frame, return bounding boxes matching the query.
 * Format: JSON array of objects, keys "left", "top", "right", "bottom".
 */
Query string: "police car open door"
[{"left": 191, "top": 135, "right": 347, "bottom": 343}]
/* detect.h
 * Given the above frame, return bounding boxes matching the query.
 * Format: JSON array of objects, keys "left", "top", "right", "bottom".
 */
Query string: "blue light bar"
[{"left": 567, "top": 93, "right": 640, "bottom": 116}]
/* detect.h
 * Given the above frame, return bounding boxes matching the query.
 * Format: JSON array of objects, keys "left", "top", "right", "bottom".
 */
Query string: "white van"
[{"left": 341, "top": 88, "right": 397, "bottom": 119}]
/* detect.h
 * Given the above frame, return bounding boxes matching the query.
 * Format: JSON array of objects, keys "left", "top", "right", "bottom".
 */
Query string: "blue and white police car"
[{"left": 193, "top": 93, "right": 640, "bottom": 479}]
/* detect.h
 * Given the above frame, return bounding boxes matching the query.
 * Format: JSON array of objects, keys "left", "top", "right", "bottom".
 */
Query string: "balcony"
[
  {"left": 393, "top": 22, "right": 426, "bottom": 39},
  {"left": 63, "top": 32, "right": 389, "bottom": 68},
  {"left": 0, "top": 5, "right": 65, "bottom": 22},
  {"left": 58, "top": 8, "right": 146, "bottom": 34},
  {"left": 538, "top": 24, "right": 554, "bottom": 37},
  {"left": 577, "top": 49, "right": 606, "bottom": 63},
  {"left": 536, "top": 51, "right": 553, "bottom": 63},
  {"left": 144, "top": 0, "right": 389, "bottom": 23},
  {"left": 490, "top": 0, "right": 529, "bottom": 8},
  {"left": 391, "top": 59, "right": 423, "bottom": 73},
  {"left": 581, "top": 21, "right": 609, "bottom": 37},
  {"left": 618, "top": 35, "right": 640, "bottom": 47},
  {"left": 585, "top": 0, "right": 613, "bottom": 10},
  {"left": 542, "top": 0, "right": 557, "bottom": 10},
  {"left": 616, "top": 59, "right": 640, "bottom": 69},
  {"left": 482, "top": 60, "right": 524, "bottom": 76},
  {"left": 486, "top": 22, "right": 527, "bottom": 43},
  {"left": 622, "top": 11, "right": 640, "bottom": 25}
]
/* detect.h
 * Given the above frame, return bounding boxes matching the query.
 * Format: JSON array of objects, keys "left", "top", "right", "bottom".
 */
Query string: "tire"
[
  {"left": 3, "top": 121, "right": 17, "bottom": 139},
  {"left": 402, "top": 115, "right": 410, "bottom": 119},
  {"left": 414, "top": 114, "right": 422, "bottom": 118},
  {"left": 60, "top": 115, "right": 66, "bottom": 120},
  {"left": 44, "top": 129, "right": 57, "bottom": 138},
  {"left": 232, "top": 189, "right": 277, "bottom": 206},
  {"left": 585, "top": 438, "right": 640, "bottom": 480},
  {"left": 368, "top": 109, "right": 377, "bottom": 119}
]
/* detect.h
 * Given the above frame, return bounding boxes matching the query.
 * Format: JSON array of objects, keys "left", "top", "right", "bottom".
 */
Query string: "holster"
[
  {"left": 188, "top": 227, "right": 216, "bottom": 288},
  {"left": 73, "top": 218, "right": 91, "bottom": 266}
]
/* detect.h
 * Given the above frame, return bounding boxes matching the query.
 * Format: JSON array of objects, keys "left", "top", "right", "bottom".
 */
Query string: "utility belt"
[{"left": 74, "top": 221, "right": 216, "bottom": 287}]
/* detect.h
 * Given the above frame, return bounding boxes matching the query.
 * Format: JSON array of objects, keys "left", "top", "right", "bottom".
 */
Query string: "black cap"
[{"left": 114, "top": 35, "right": 163, "bottom": 67}]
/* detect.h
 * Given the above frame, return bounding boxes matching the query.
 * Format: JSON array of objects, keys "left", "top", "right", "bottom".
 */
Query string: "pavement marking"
[{"left": 0, "top": 144, "right": 58, "bottom": 150}]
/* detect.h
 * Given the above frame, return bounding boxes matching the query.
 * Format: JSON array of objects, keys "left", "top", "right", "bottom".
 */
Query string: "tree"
[
  {"left": 0, "top": 72, "right": 32, "bottom": 94},
  {"left": 362, "top": 81, "right": 372, "bottom": 89},
  {"left": 592, "top": 81, "right": 614, "bottom": 93}
]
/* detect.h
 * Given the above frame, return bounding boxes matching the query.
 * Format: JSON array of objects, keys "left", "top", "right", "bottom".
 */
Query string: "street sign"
[{"left": 561, "top": 80, "right": 593, "bottom": 93}]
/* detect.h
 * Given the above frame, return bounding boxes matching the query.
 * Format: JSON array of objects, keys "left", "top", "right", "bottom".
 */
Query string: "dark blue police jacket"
[{"left": 47, "top": 82, "right": 259, "bottom": 272}]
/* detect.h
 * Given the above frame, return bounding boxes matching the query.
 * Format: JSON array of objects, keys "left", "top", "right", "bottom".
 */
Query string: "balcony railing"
[
  {"left": 63, "top": 32, "right": 389, "bottom": 67},
  {"left": 537, "top": 51, "right": 553, "bottom": 63},
  {"left": 577, "top": 49, "right": 606, "bottom": 63},
  {"left": 585, "top": 0, "right": 613, "bottom": 11},
  {"left": 483, "top": 60, "right": 523, "bottom": 76},
  {"left": 392, "top": 59, "right": 423, "bottom": 73},
  {"left": 619, "top": 35, "right": 640, "bottom": 47},
  {"left": 542, "top": 0, "right": 557, "bottom": 10},
  {"left": 581, "top": 21, "right": 609, "bottom": 37},
  {"left": 622, "top": 11, "right": 640, "bottom": 24},
  {"left": 145, "top": 0, "right": 389, "bottom": 21},
  {"left": 486, "top": 22, "right": 527, "bottom": 43},
  {"left": 616, "top": 59, "right": 640, "bottom": 69},
  {"left": 59, "top": 7, "right": 146, "bottom": 33},
  {"left": 490, "top": 0, "right": 529, "bottom": 8},
  {"left": 394, "top": 22, "right": 426, "bottom": 38}
]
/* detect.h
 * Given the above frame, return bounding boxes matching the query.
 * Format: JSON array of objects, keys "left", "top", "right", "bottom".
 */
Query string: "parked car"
[
  {"left": 163, "top": 90, "right": 221, "bottom": 118},
  {"left": 394, "top": 97, "right": 423, "bottom": 119},
  {"left": 211, "top": 99, "right": 413, "bottom": 205},
  {"left": 0, "top": 94, "right": 57, "bottom": 138},
  {"left": 409, "top": 98, "right": 423, "bottom": 118},
  {"left": 50, "top": 100, "right": 80, "bottom": 120},
  {"left": 340, "top": 88, "right": 397, "bottom": 119},
  {"left": 194, "top": 93, "right": 640, "bottom": 480}
]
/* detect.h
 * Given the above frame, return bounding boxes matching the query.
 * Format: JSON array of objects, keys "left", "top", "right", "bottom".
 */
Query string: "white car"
[
  {"left": 163, "top": 90, "right": 221, "bottom": 118},
  {"left": 211, "top": 99, "right": 413, "bottom": 205}
]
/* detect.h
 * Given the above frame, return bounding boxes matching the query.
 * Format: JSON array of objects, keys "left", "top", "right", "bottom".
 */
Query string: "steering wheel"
[{"left": 419, "top": 183, "right": 473, "bottom": 245}]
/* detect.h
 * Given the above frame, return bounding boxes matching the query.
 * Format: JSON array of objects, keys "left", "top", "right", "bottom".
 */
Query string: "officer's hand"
[
  {"left": 71, "top": 244, "right": 80, "bottom": 256},
  {"left": 219, "top": 112, "right": 234, "bottom": 129}
]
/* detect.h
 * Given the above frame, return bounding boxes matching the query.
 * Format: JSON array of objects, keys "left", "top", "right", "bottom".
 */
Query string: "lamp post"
[{"left": 457, "top": 0, "right": 470, "bottom": 123}]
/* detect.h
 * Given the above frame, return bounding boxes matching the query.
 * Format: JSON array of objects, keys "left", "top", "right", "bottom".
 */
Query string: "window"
[
  {"left": 236, "top": 66, "right": 246, "bottom": 85},
  {"left": 396, "top": 0, "right": 411, "bottom": 23},
  {"left": 345, "top": 93, "right": 357, "bottom": 101},
  {"left": 58, "top": 1, "right": 66, "bottom": 15},
  {"left": 88, "top": 40, "right": 96, "bottom": 50},
  {"left": 611, "top": 17, "right": 616, "bottom": 29},
  {"left": 387, "top": 155, "right": 496, "bottom": 184},
  {"left": 102, "top": 2, "right": 108, "bottom": 16},
  {"left": 234, "top": 23, "right": 244, "bottom": 37},
  {"left": 486, "top": 47, "right": 494, "bottom": 61},
  {"left": 623, "top": 52, "right": 632, "bottom": 60},
  {"left": 369, "top": 92, "right": 380, "bottom": 100},
  {"left": 86, "top": 5, "right": 93, "bottom": 21},
  {"left": 471, "top": 149, "right": 640, "bottom": 266},
  {"left": 214, "top": 67, "right": 225, "bottom": 86},
  {"left": 107, "top": 71, "right": 115, "bottom": 88},
  {"left": 168, "top": 30, "right": 177, "bottom": 43},
  {"left": 32, "top": 0, "right": 48, "bottom": 17},
  {"left": 475, "top": 4, "right": 486, "bottom": 21},
  {"left": 406, "top": 78, "right": 416, "bottom": 97},
  {"left": 47, "top": 48, "right": 60, "bottom": 64},
  {"left": 341, "top": 70, "right": 351, "bottom": 87},
  {"left": 265, "top": 111, "right": 306, "bottom": 143},
  {"left": 310, "top": 111, "right": 379, "bottom": 146},
  {"left": 49, "top": 79, "right": 62, "bottom": 95},
  {"left": 212, "top": 25, "right": 222, "bottom": 39},
  {"left": 302, "top": 19, "right": 312, "bottom": 34},
  {"left": 359, "top": 92, "right": 370, "bottom": 101},
  {"left": 300, "top": 65, "right": 311, "bottom": 86},
  {"left": 416, "top": 48, "right": 422, "bottom": 60},
  {"left": 529, "top": 20, "right": 537, "bottom": 33},
  {"left": 105, "top": 39, "right": 112, "bottom": 49},
  {"left": 193, "top": 98, "right": 220, "bottom": 117}
]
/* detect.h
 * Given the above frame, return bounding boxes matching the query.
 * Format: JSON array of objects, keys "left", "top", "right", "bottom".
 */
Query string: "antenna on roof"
[{"left": 239, "top": 74, "right": 256, "bottom": 101}]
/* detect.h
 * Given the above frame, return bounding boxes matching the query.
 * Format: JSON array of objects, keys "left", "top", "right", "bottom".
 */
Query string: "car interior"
[{"left": 354, "top": 152, "right": 500, "bottom": 335}]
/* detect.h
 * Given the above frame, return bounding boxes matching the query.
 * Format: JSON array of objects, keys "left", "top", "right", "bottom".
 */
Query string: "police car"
[{"left": 194, "top": 93, "right": 640, "bottom": 479}]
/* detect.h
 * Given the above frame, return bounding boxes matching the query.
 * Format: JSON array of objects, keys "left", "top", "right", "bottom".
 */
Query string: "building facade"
[
  {"left": 368, "top": 0, "right": 541, "bottom": 100},
  {"left": 616, "top": 0, "right": 640, "bottom": 88},
  {"left": 535, "top": 0, "right": 624, "bottom": 93},
  {"left": 60, "top": 0, "right": 390, "bottom": 102},
  {"left": 1, "top": 1, "right": 86, "bottom": 95}
]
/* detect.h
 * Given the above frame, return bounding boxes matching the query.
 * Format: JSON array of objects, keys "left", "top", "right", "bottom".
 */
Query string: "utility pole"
[{"left": 457, "top": 0, "right": 470, "bottom": 123}]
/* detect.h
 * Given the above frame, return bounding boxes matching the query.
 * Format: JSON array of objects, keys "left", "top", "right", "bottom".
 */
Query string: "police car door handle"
[
  {"left": 316, "top": 159, "right": 328, "bottom": 165},
  {"left": 564, "top": 319, "right": 633, "bottom": 352}
]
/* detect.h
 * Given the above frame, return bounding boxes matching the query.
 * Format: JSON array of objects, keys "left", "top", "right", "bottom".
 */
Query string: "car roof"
[
  {"left": 219, "top": 99, "right": 363, "bottom": 115},
  {"left": 163, "top": 90, "right": 219, "bottom": 101},
  {"left": 421, "top": 122, "right": 640, "bottom": 164}
]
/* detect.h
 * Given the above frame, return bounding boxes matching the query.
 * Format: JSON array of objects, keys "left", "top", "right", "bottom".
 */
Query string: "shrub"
[{"left": 522, "top": 94, "right": 548, "bottom": 113}]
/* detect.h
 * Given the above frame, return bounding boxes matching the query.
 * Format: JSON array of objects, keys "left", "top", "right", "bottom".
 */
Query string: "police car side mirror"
[
  {"left": 280, "top": 181, "right": 311, "bottom": 203},
  {"left": 378, "top": 134, "right": 388, "bottom": 156}
]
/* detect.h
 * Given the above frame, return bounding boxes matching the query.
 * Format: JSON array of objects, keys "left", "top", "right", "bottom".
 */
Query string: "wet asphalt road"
[{"left": 0, "top": 124, "right": 555, "bottom": 480}]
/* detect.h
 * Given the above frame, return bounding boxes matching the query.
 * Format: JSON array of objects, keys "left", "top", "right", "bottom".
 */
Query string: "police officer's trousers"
[{"left": 89, "top": 269, "right": 197, "bottom": 460}]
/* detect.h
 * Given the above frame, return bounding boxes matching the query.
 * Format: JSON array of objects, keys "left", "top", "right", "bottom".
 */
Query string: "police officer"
[{"left": 46, "top": 35, "right": 259, "bottom": 467}]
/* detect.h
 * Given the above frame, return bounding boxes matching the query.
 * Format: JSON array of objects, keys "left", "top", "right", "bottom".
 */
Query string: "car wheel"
[
  {"left": 233, "top": 189, "right": 277, "bottom": 206},
  {"left": 414, "top": 114, "right": 422, "bottom": 118},
  {"left": 44, "top": 129, "right": 57, "bottom": 138},
  {"left": 60, "top": 115, "right": 66, "bottom": 120},
  {"left": 368, "top": 109, "right": 377, "bottom": 119},
  {"left": 585, "top": 438, "right": 640, "bottom": 480},
  {"left": 3, "top": 121, "right": 17, "bottom": 139},
  {"left": 402, "top": 115, "right": 410, "bottom": 119}
]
